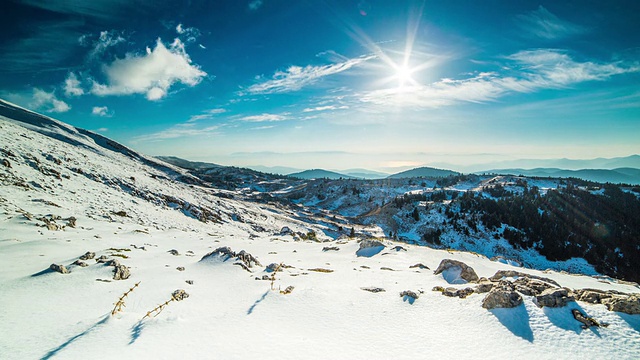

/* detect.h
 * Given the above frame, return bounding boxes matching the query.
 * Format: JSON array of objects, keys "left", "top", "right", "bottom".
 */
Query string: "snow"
[{"left": 1, "top": 109, "right": 640, "bottom": 359}]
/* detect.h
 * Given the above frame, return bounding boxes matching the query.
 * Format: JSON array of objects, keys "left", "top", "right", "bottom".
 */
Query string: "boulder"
[
  {"left": 482, "top": 286, "right": 523, "bottom": 309},
  {"left": 535, "top": 288, "right": 574, "bottom": 308},
  {"left": 236, "top": 250, "right": 262, "bottom": 268},
  {"left": 434, "top": 259, "right": 479, "bottom": 283},
  {"left": 73, "top": 260, "right": 88, "bottom": 267},
  {"left": 168, "top": 249, "right": 180, "bottom": 256},
  {"left": 443, "top": 287, "right": 474, "bottom": 299},
  {"left": 489, "top": 270, "right": 560, "bottom": 287},
  {"left": 50, "top": 263, "right": 69, "bottom": 274},
  {"left": 602, "top": 294, "right": 640, "bottom": 314},
  {"left": 171, "top": 289, "right": 189, "bottom": 301},
  {"left": 400, "top": 290, "right": 419, "bottom": 300},
  {"left": 356, "top": 239, "right": 385, "bottom": 257},
  {"left": 112, "top": 264, "right": 130, "bottom": 280},
  {"left": 514, "top": 277, "right": 553, "bottom": 296},
  {"left": 475, "top": 281, "right": 494, "bottom": 294},
  {"left": 572, "top": 288, "right": 613, "bottom": 304},
  {"left": 79, "top": 251, "right": 95, "bottom": 260}
]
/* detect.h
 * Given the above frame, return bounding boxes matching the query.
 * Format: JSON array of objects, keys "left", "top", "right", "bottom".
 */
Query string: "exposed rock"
[
  {"left": 409, "top": 263, "right": 429, "bottom": 270},
  {"left": 400, "top": 290, "right": 419, "bottom": 300},
  {"left": 176, "top": 266, "right": 185, "bottom": 271},
  {"left": 482, "top": 286, "right": 523, "bottom": 309},
  {"left": 255, "top": 275, "right": 271, "bottom": 280},
  {"left": 432, "top": 286, "right": 445, "bottom": 293},
  {"left": 66, "top": 217, "right": 77, "bottom": 228},
  {"left": 279, "top": 226, "right": 293, "bottom": 236},
  {"left": 535, "top": 288, "right": 574, "bottom": 308},
  {"left": 172, "top": 289, "right": 189, "bottom": 301},
  {"left": 514, "top": 277, "right": 554, "bottom": 296},
  {"left": 2, "top": 159, "right": 10, "bottom": 168},
  {"left": 186, "top": 280, "right": 194, "bottom": 285},
  {"left": 280, "top": 286, "right": 295, "bottom": 295},
  {"left": 572, "top": 288, "right": 614, "bottom": 304},
  {"left": 73, "top": 260, "right": 88, "bottom": 267},
  {"left": 361, "top": 287, "right": 386, "bottom": 293},
  {"left": 95, "top": 255, "right": 110, "bottom": 263},
  {"left": 322, "top": 246, "right": 340, "bottom": 252},
  {"left": 572, "top": 309, "right": 608, "bottom": 328},
  {"left": 79, "top": 251, "right": 95, "bottom": 260},
  {"left": 112, "top": 264, "right": 130, "bottom": 280},
  {"left": 50, "top": 263, "right": 69, "bottom": 274},
  {"left": 390, "top": 246, "right": 407, "bottom": 252},
  {"left": 602, "top": 294, "right": 640, "bottom": 314},
  {"left": 201, "top": 246, "right": 235, "bottom": 260},
  {"left": 266, "top": 263, "right": 283, "bottom": 272},
  {"left": 106, "top": 259, "right": 121, "bottom": 267},
  {"left": 442, "top": 287, "right": 475, "bottom": 299},
  {"left": 489, "top": 270, "right": 560, "bottom": 287},
  {"left": 380, "top": 267, "right": 395, "bottom": 271},
  {"left": 236, "top": 250, "right": 262, "bottom": 268},
  {"left": 112, "top": 210, "right": 127, "bottom": 217},
  {"left": 433, "top": 259, "right": 479, "bottom": 283},
  {"left": 168, "top": 249, "right": 180, "bottom": 256},
  {"left": 475, "top": 281, "right": 494, "bottom": 294},
  {"left": 356, "top": 239, "right": 385, "bottom": 257},
  {"left": 307, "top": 268, "right": 333, "bottom": 273}
]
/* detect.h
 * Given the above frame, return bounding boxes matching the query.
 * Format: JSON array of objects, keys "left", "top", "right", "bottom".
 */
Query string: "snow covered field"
[{"left": 1, "top": 101, "right": 639, "bottom": 359}]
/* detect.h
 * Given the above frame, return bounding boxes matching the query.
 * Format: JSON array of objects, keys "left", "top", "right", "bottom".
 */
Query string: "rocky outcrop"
[
  {"left": 168, "top": 249, "right": 180, "bottom": 256},
  {"left": 50, "top": 263, "right": 69, "bottom": 274},
  {"left": 171, "top": 289, "right": 189, "bottom": 301},
  {"left": 489, "top": 270, "right": 560, "bottom": 287},
  {"left": 409, "top": 263, "right": 429, "bottom": 270},
  {"left": 534, "top": 288, "right": 574, "bottom": 308},
  {"left": 434, "top": 259, "right": 479, "bottom": 283},
  {"left": 200, "top": 246, "right": 261, "bottom": 271},
  {"left": 442, "top": 287, "right": 475, "bottom": 299},
  {"left": 602, "top": 294, "right": 640, "bottom": 314},
  {"left": 513, "top": 277, "right": 554, "bottom": 296},
  {"left": 79, "top": 251, "right": 95, "bottom": 260},
  {"left": 400, "top": 290, "right": 419, "bottom": 300},
  {"left": 482, "top": 281, "right": 522, "bottom": 309},
  {"left": 356, "top": 239, "right": 385, "bottom": 257},
  {"left": 73, "top": 260, "right": 88, "bottom": 267},
  {"left": 113, "top": 264, "right": 130, "bottom": 280},
  {"left": 361, "top": 287, "right": 386, "bottom": 293}
]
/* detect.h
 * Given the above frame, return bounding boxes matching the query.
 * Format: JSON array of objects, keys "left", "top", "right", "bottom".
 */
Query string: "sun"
[{"left": 395, "top": 64, "right": 414, "bottom": 87}]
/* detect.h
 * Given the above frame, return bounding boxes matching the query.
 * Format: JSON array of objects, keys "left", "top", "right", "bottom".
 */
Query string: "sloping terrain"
[{"left": 1, "top": 101, "right": 639, "bottom": 359}]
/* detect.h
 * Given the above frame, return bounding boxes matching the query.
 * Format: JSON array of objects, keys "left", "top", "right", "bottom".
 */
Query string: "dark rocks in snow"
[
  {"left": 2, "top": 158, "right": 10, "bottom": 168},
  {"left": 513, "top": 277, "right": 554, "bottom": 296},
  {"left": 390, "top": 246, "right": 407, "bottom": 252},
  {"left": 236, "top": 250, "right": 262, "bottom": 268},
  {"left": 280, "top": 286, "right": 295, "bottom": 295},
  {"left": 361, "top": 287, "right": 386, "bottom": 293},
  {"left": 186, "top": 280, "right": 194, "bottom": 285},
  {"left": 112, "top": 264, "right": 130, "bottom": 280},
  {"left": 534, "top": 288, "right": 574, "bottom": 308},
  {"left": 49, "top": 263, "right": 69, "bottom": 274},
  {"left": 171, "top": 289, "right": 189, "bottom": 301},
  {"left": 409, "top": 263, "right": 430, "bottom": 270},
  {"left": 602, "top": 294, "right": 640, "bottom": 314},
  {"left": 65, "top": 216, "right": 77, "bottom": 228},
  {"left": 79, "top": 251, "right": 95, "bottom": 260},
  {"left": 475, "top": 281, "right": 494, "bottom": 294},
  {"left": 106, "top": 259, "right": 121, "bottom": 267},
  {"left": 482, "top": 281, "right": 523, "bottom": 309},
  {"left": 112, "top": 210, "right": 128, "bottom": 217},
  {"left": 572, "top": 309, "right": 608, "bottom": 329},
  {"left": 168, "top": 249, "right": 180, "bottom": 256},
  {"left": 176, "top": 266, "right": 185, "bottom": 271},
  {"left": 95, "top": 255, "right": 110, "bottom": 263},
  {"left": 322, "top": 246, "right": 340, "bottom": 252},
  {"left": 434, "top": 259, "right": 479, "bottom": 283},
  {"left": 442, "top": 287, "right": 475, "bottom": 299},
  {"left": 266, "top": 263, "right": 283, "bottom": 272},
  {"left": 255, "top": 275, "right": 271, "bottom": 280},
  {"left": 201, "top": 246, "right": 263, "bottom": 269},
  {"left": 489, "top": 270, "right": 560, "bottom": 287},
  {"left": 356, "top": 239, "right": 385, "bottom": 257},
  {"left": 201, "top": 246, "right": 235, "bottom": 261},
  {"left": 400, "top": 290, "right": 419, "bottom": 300},
  {"left": 279, "top": 226, "right": 293, "bottom": 236},
  {"left": 72, "top": 260, "right": 88, "bottom": 267}
]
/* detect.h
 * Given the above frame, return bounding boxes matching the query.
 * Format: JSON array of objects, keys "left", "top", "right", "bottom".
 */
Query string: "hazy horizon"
[{"left": 2, "top": 1, "right": 639, "bottom": 171}]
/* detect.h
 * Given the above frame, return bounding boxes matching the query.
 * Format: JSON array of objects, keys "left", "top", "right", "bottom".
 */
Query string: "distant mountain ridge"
[
  {"left": 288, "top": 169, "right": 356, "bottom": 180},
  {"left": 156, "top": 156, "right": 221, "bottom": 170},
  {"left": 387, "top": 167, "right": 460, "bottom": 179},
  {"left": 480, "top": 167, "right": 640, "bottom": 185}
]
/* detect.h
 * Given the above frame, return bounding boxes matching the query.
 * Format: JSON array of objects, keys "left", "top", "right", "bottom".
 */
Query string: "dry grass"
[
  {"left": 142, "top": 298, "right": 175, "bottom": 320},
  {"left": 111, "top": 281, "right": 140, "bottom": 316}
]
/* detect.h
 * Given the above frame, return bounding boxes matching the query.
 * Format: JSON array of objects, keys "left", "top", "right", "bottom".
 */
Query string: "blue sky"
[{"left": 2, "top": 0, "right": 639, "bottom": 172}]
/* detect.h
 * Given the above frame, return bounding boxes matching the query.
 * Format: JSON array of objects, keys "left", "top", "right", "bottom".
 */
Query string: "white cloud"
[
  {"left": 175, "top": 24, "right": 201, "bottom": 43},
  {"left": 302, "top": 105, "right": 349, "bottom": 112},
  {"left": 92, "top": 106, "right": 112, "bottom": 117},
  {"left": 64, "top": 72, "right": 84, "bottom": 96},
  {"left": 31, "top": 88, "right": 71, "bottom": 113},
  {"left": 517, "top": 6, "right": 586, "bottom": 39},
  {"left": 82, "top": 30, "right": 126, "bottom": 58},
  {"left": 187, "top": 108, "right": 227, "bottom": 122},
  {"left": 133, "top": 123, "right": 220, "bottom": 142},
  {"left": 360, "top": 49, "right": 639, "bottom": 108},
  {"left": 91, "top": 38, "right": 206, "bottom": 101},
  {"left": 240, "top": 113, "right": 288, "bottom": 122},
  {"left": 246, "top": 54, "right": 376, "bottom": 94},
  {"left": 248, "top": 0, "right": 263, "bottom": 11}
]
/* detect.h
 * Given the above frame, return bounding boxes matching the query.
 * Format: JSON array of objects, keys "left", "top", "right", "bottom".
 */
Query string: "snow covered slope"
[{"left": 1, "top": 101, "right": 639, "bottom": 359}]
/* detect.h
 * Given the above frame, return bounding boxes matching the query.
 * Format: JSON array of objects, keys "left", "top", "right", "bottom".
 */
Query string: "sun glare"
[{"left": 395, "top": 64, "right": 414, "bottom": 87}]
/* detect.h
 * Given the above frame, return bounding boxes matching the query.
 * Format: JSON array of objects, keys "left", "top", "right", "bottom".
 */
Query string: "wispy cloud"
[
  {"left": 63, "top": 72, "right": 84, "bottom": 96},
  {"left": 91, "top": 38, "right": 206, "bottom": 101},
  {"left": 133, "top": 123, "right": 220, "bottom": 142},
  {"left": 239, "top": 113, "right": 289, "bottom": 122},
  {"left": 359, "top": 49, "right": 639, "bottom": 108},
  {"left": 92, "top": 106, "right": 113, "bottom": 117},
  {"left": 302, "top": 105, "right": 349, "bottom": 112},
  {"left": 516, "top": 6, "right": 586, "bottom": 39},
  {"left": 187, "top": 108, "right": 227, "bottom": 122},
  {"left": 175, "top": 24, "right": 201, "bottom": 43},
  {"left": 31, "top": 88, "right": 71, "bottom": 113},
  {"left": 245, "top": 54, "right": 376, "bottom": 94}
]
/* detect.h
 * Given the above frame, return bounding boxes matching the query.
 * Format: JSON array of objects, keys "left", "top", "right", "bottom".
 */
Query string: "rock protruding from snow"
[
  {"left": 50, "top": 263, "right": 69, "bottom": 274},
  {"left": 73, "top": 260, "right": 88, "bottom": 267},
  {"left": 79, "top": 251, "right": 95, "bottom": 260},
  {"left": 356, "top": 239, "right": 385, "bottom": 257},
  {"left": 513, "top": 277, "right": 554, "bottom": 296},
  {"left": 534, "top": 288, "right": 574, "bottom": 308},
  {"left": 442, "top": 287, "right": 475, "bottom": 299},
  {"left": 361, "top": 287, "right": 386, "bottom": 293},
  {"left": 409, "top": 263, "right": 429, "bottom": 270},
  {"left": 482, "top": 281, "right": 523, "bottom": 309},
  {"left": 172, "top": 289, "right": 189, "bottom": 301},
  {"left": 400, "top": 290, "right": 419, "bottom": 303},
  {"left": 200, "top": 246, "right": 262, "bottom": 271},
  {"left": 434, "top": 259, "right": 479, "bottom": 283},
  {"left": 113, "top": 264, "right": 130, "bottom": 280},
  {"left": 602, "top": 294, "right": 640, "bottom": 314},
  {"left": 489, "top": 270, "right": 560, "bottom": 287}
]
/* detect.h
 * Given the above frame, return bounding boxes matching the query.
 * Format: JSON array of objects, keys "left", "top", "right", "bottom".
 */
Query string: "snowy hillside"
[{"left": 1, "top": 101, "right": 640, "bottom": 359}]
